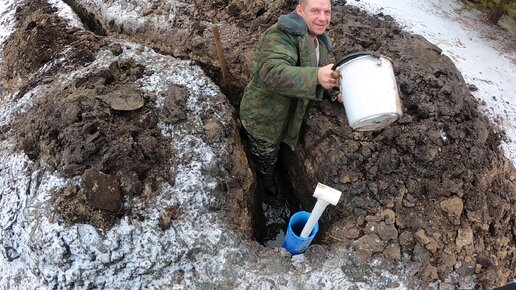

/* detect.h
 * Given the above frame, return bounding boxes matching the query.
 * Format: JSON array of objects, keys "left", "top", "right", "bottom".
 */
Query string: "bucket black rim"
[{"left": 331, "top": 51, "right": 381, "bottom": 70}]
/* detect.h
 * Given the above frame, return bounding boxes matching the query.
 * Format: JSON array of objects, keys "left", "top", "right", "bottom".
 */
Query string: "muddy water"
[
  {"left": 259, "top": 196, "right": 290, "bottom": 247},
  {"left": 253, "top": 163, "right": 301, "bottom": 247}
]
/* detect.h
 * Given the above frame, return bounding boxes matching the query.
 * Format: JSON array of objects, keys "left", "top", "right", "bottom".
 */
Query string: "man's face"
[{"left": 296, "top": 0, "right": 332, "bottom": 38}]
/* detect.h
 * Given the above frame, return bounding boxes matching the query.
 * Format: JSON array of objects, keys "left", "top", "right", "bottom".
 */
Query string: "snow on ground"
[
  {"left": 0, "top": 0, "right": 408, "bottom": 285},
  {"left": 0, "top": 0, "right": 16, "bottom": 46},
  {"left": 0, "top": 39, "right": 233, "bottom": 288},
  {"left": 0, "top": 39, "right": 404, "bottom": 288},
  {"left": 48, "top": 0, "right": 85, "bottom": 28},
  {"left": 80, "top": 0, "right": 177, "bottom": 34},
  {"left": 346, "top": 0, "right": 516, "bottom": 166}
]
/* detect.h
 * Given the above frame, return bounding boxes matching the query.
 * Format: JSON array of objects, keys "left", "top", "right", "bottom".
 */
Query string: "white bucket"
[{"left": 333, "top": 52, "right": 403, "bottom": 131}]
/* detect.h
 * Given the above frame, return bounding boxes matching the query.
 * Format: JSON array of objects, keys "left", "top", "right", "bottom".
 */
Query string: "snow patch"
[
  {"left": 47, "top": 0, "right": 84, "bottom": 28},
  {"left": 0, "top": 0, "right": 17, "bottom": 47},
  {"left": 84, "top": 0, "right": 178, "bottom": 35},
  {"left": 0, "top": 0, "right": 18, "bottom": 69},
  {"left": 0, "top": 43, "right": 244, "bottom": 289}
]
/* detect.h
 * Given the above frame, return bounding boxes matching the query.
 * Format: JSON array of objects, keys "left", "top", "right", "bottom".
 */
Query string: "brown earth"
[
  {"left": 290, "top": 8, "right": 516, "bottom": 289},
  {"left": 1, "top": 1, "right": 101, "bottom": 100},
  {"left": 2, "top": 0, "right": 254, "bottom": 236},
  {"left": 2, "top": 0, "right": 515, "bottom": 288}
]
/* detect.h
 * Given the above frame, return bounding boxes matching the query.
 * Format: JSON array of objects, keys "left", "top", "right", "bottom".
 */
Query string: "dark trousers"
[{"left": 245, "top": 131, "right": 280, "bottom": 176}]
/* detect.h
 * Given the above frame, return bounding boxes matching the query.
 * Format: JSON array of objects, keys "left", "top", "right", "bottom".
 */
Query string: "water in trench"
[{"left": 252, "top": 151, "right": 302, "bottom": 248}]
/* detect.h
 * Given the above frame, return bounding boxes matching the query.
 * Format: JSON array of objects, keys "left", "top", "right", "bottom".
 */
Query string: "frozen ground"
[
  {"left": 0, "top": 0, "right": 515, "bottom": 289},
  {"left": 0, "top": 0, "right": 16, "bottom": 47},
  {"left": 346, "top": 0, "right": 516, "bottom": 166}
]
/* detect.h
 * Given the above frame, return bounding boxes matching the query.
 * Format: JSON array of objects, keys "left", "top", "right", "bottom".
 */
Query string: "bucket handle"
[{"left": 331, "top": 51, "right": 382, "bottom": 71}]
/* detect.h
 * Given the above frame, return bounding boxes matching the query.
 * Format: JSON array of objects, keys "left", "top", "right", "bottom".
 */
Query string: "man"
[{"left": 239, "top": 0, "right": 342, "bottom": 196}]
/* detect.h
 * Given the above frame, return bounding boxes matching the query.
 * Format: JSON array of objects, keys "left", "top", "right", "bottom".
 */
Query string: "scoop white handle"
[
  {"left": 300, "top": 200, "right": 329, "bottom": 238},
  {"left": 299, "top": 183, "right": 342, "bottom": 238}
]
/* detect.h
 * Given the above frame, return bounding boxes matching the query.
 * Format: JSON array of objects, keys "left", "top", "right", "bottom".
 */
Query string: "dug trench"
[{"left": 3, "top": 0, "right": 516, "bottom": 287}]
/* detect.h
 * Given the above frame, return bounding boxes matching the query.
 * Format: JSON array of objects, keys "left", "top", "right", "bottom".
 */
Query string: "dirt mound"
[
  {"left": 70, "top": 0, "right": 292, "bottom": 105},
  {"left": 4, "top": 0, "right": 514, "bottom": 287},
  {"left": 285, "top": 6, "right": 516, "bottom": 289},
  {"left": 16, "top": 58, "right": 174, "bottom": 178},
  {"left": 3, "top": 0, "right": 255, "bottom": 235},
  {"left": 1, "top": 0, "right": 101, "bottom": 95},
  {"left": 16, "top": 58, "right": 177, "bottom": 227},
  {"left": 15, "top": 57, "right": 178, "bottom": 227},
  {"left": 4, "top": 1, "right": 177, "bottom": 229}
]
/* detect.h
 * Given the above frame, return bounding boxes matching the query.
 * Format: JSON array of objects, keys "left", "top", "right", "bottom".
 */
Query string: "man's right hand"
[{"left": 317, "top": 64, "right": 340, "bottom": 90}]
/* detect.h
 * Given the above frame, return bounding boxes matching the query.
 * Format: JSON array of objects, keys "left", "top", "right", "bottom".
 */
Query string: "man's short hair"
[{"left": 299, "top": 0, "right": 331, "bottom": 6}]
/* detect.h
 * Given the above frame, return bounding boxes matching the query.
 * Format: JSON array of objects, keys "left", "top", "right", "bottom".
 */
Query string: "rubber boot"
[{"left": 262, "top": 174, "right": 279, "bottom": 197}]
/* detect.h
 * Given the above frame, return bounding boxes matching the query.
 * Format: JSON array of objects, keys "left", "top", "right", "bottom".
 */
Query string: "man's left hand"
[
  {"left": 318, "top": 64, "right": 341, "bottom": 89},
  {"left": 337, "top": 93, "right": 343, "bottom": 103}
]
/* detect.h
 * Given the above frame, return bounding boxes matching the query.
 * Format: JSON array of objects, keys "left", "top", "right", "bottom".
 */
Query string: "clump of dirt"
[
  {"left": 15, "top": 57, "right": 174, "bottom": 177},
  {"left": 53, "top": 185, "right": 120, "bottom": 229},
  {"left": 158, "top": 204, "right": 182, "bottom": 230},
  {"left": 12, "top": 57, "right": 177, "bottom": 228}
]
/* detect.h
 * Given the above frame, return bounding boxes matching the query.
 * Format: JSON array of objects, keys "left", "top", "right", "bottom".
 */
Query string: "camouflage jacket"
[{"left": 239, "top": 11, "right": 335, "bottom": 150}]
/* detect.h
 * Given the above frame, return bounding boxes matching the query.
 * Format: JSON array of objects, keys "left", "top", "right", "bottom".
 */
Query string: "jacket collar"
[{"left": 277, "top": 11, "right": 333, "bottom": 52}]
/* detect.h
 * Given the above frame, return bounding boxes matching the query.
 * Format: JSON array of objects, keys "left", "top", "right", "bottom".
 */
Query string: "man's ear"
[{"left": 295, "top": 4, "right": 303, "bottom": 15}]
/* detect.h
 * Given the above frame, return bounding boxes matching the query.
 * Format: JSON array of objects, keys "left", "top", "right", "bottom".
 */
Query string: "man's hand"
[
  {"left": 337, "top": 93, "right": 343, "bottom": 103},
  {"left": 317, "top": 64, "right": 340, "bottom": 90}
]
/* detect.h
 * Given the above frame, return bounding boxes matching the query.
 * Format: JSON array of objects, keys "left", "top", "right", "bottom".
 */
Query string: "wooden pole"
[{"left": 212, "top": 25, "right": 229, "bottom": 86}]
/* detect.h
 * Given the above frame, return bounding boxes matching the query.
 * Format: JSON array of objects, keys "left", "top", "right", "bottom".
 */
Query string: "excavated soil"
[
  {"left": 1, "top": 1, "right": 101, "bottom": 100},
  {"left": 2, "top": 0, "right": 254, "bottom": 236},
  {"left": 289, "top": 20, "right": 516, "bottom": 288},
  {"left": 3, "top": 0, "right": 177, "bottom": 229},
  {"left": 2, "top": 0, "right": 515, "bottom": 288}
]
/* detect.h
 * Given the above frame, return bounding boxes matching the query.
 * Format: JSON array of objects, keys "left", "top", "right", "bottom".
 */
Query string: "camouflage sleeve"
[{"left": 257, "top": 29, "right": 319, "bottom": 99}]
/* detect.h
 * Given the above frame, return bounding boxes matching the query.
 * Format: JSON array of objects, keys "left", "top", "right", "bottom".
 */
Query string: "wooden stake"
[{"left": 212, "top": 25, "right": 229, "bottom": 86}]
